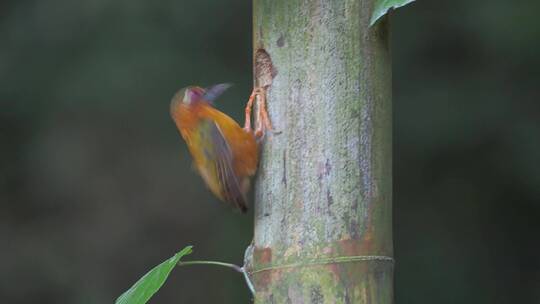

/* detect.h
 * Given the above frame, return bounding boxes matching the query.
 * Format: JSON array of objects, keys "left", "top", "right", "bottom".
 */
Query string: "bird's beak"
[{"left": 203, "top": 83, "right": 233, "bottom": 103}]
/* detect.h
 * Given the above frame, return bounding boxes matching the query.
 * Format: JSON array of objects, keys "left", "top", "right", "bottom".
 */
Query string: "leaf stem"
[
  {"left": 177, "top": 260, "right": 242, "bottom": 272},
  {"left": 177, "top": 260, "right": 255, "bottom": 295}
]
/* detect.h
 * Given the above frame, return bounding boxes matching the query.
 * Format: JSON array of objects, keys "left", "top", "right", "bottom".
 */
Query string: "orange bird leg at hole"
[
  {"left": 243, "top": 89, "right": 256, "bottom": 132},
  {"left": 243, "top": 86, "right": 277, "bottom": 139}
]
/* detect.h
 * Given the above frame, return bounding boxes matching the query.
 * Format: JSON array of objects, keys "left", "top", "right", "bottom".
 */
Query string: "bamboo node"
[{"left": 247, "top": 255, "right": 395, "bottom": 275}]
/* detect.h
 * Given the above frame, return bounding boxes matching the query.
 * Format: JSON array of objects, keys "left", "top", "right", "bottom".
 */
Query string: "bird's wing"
[{"left": 195, "top": 119, "right": 248, "bottom": 212}]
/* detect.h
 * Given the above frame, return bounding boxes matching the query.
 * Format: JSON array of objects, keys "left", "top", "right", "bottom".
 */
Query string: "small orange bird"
[{"left": 170, "top": 84, "right": 274, "bottom": 212}]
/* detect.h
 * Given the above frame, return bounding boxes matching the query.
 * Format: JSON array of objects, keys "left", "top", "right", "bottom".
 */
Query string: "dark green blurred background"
[{"left": 1, "top": 0, "right": 538, "bottom": 303}]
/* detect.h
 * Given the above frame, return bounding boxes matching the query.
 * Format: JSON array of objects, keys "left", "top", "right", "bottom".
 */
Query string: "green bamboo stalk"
[{"left": 245, "top": 0, "right": 393, "bottom": 303}]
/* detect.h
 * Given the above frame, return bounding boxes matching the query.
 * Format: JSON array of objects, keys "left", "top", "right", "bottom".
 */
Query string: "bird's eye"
[{"left": 188, "top": 89, "right": 203, "bottom": 103}]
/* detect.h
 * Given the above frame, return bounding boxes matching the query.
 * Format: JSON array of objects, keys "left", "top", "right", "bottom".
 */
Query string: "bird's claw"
[{"left": 244, "top": 86, "right": 278, "bottom": 139}]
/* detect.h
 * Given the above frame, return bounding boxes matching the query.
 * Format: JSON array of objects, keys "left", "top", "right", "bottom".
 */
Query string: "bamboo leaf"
[
  {"left": 370, "top": 0, "right": 415, "bottom": 26},
  {"left": 115, "top": 246, "right": 193, "bottom": 304}
]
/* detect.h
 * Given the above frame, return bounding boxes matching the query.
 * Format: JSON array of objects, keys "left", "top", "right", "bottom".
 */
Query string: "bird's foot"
[{"left": 243, "top": 87, "right": 279, "bottom": 139}]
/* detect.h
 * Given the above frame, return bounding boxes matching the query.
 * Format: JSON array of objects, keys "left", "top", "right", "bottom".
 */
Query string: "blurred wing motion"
[{"left": 190, "top": 119, "right": 247, "bottom": 212}]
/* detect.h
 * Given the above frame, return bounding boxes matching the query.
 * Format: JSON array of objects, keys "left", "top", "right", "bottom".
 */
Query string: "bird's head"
[
  {"left": 169, "top": 86, "right": 205, "bottom": 119},
  {"left": 170, "top": 83, "right": 232, "bottom": 113},
  {"left": 172, "top": 86, "right": 205, "bottom": 106}
]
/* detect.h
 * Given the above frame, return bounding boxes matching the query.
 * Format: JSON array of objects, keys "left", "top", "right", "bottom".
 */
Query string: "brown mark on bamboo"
[
  {"left": 254, "top": 247, "right": 272, "bottom": 265},
  {"left": 252, "top": 247, "right": 274, "bottom": 292},
  {"left": 337, "top": 239, "right": 372, "bottom": 257}
]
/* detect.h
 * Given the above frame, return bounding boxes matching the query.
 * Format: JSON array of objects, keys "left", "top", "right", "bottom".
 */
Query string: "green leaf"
[
  {"left": 115, "top": 246, "right": 193, "bottom": 304},
  {"left": 370, "top": 0, "right": 416, "bottom": 26}
]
